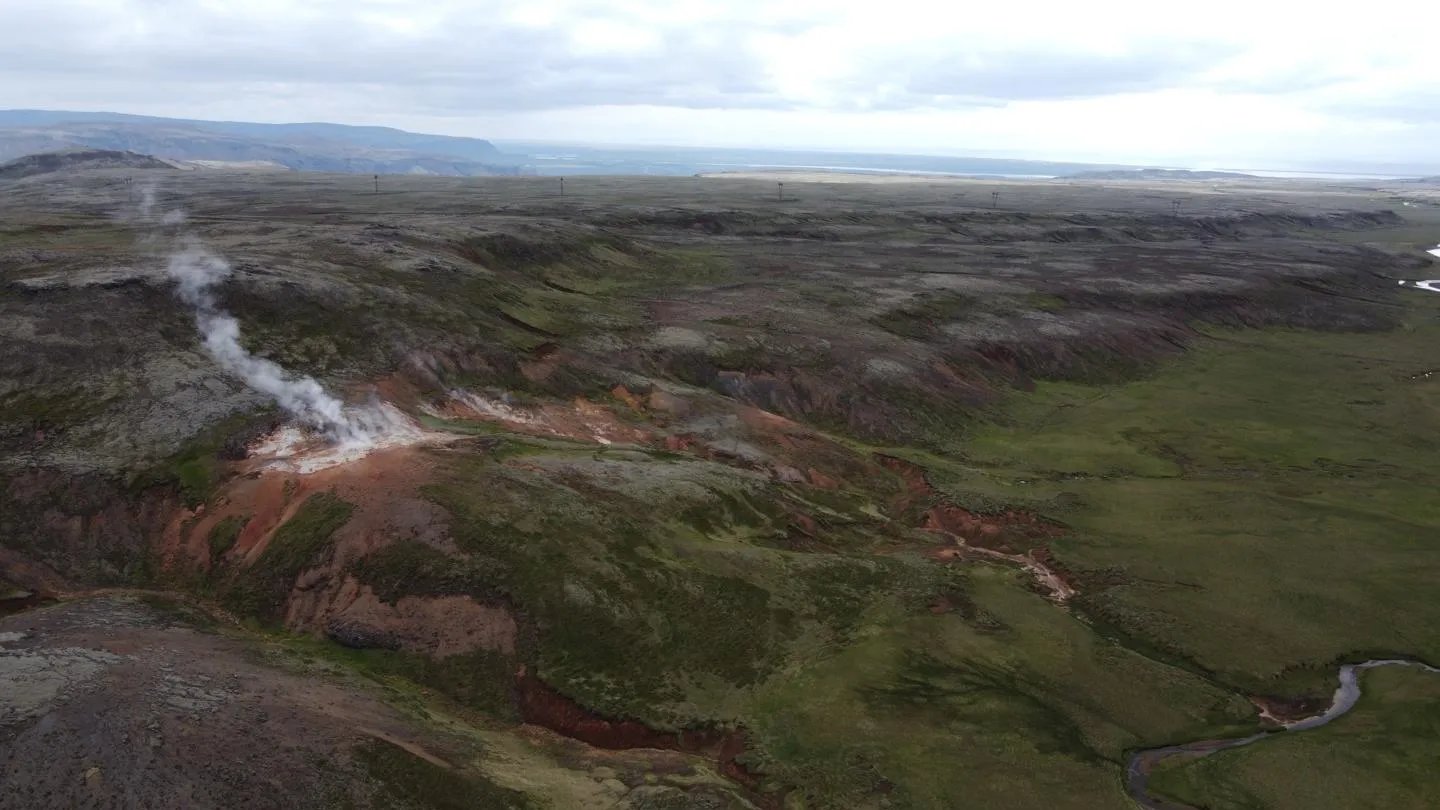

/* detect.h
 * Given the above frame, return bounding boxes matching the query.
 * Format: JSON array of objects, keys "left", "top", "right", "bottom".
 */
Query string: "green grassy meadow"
[
  {"left": 1148, "top": 665, "right": 1440, "bottom": 809},
  {"left": 952, "top": 299, "right": 1440, "bottom": 695}
]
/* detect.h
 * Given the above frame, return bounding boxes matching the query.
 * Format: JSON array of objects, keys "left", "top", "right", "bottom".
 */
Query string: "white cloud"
[{"left": 0, "top": 0, "right": 1437, "bottom": 167}]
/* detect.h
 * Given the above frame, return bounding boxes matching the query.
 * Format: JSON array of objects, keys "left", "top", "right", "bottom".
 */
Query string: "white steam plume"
[
  {"left": 142, "top": 186, "right": 396, "bottom": 445},
  {"left": 168, "top": 241, "right": 364, "bottom": 440}
]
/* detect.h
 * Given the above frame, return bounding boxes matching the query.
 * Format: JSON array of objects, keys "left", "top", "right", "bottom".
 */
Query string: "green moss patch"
[
  {"left": 220, "top": 493, "right": 354, "bottom": 623},
  {"left": 350, "top": 540, "right": 509, "bottom": 606},
  {"left": 422, "top": 462, "right": 800, "bottom": 723},
  {"left": 356, "top": 738, "right": 541, "bottom": 810},
  {"left": 207, "top": 514, "right": 249, "bottom": 564}
]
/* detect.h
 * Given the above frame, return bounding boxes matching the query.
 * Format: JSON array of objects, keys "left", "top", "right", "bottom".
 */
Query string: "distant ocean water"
[
  {"left": 526, "top": 155, "right": 1057, "bottom": 178},
  {"left": 512, "top": 144, "right": 1431, "bottom": 182},
  {"left": 1210, "top": 168, "right": 1419, "bottom": 181},
  {"left": 679, "top": 161, "right": 1051, "bottom": 178}
]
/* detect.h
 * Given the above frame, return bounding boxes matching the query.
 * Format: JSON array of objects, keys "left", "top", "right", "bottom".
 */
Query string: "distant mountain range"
[
  {"left": 0, "top": 110, "right": 526, "bottom": 177},
  {"left": 8, "top": 111, "right": 1430, "bottom": 183}
]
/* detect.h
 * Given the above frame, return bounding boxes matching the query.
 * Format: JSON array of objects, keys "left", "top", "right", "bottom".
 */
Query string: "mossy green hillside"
[
  {"left": 206, "top": 514, "right": 248, "bottom": 564},
  {"left": 401, "top": 443, "right": 1264, "bottom": 809},
  {"left": 424, "top": 459, "right": 799, "bottom": 723},
  {"left": 357, "top": 738, "right": 541, "bottom": 810}
]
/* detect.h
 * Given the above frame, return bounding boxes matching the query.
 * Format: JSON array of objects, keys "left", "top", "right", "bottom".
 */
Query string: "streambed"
[{"left": 1125, "top": 660, "right": 1440, "bottom": 809}]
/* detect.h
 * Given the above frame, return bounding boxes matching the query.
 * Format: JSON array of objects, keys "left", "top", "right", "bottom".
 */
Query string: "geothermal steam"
[{"left": 143, "top": 189, "right": 403, "bottom": 447}]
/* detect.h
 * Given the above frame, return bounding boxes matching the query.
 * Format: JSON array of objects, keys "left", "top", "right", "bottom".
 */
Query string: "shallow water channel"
[{"left": 1125, "top": 660, "right": 1440, "bottom": 809}]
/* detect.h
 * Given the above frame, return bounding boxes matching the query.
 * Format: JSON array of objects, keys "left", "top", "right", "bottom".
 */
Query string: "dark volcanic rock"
[
  {"left": 0, "top": 148, "right": 177, "bottom": 180},
  {"left": 324, "top": 618, "right": 402, "bottom": 651}
]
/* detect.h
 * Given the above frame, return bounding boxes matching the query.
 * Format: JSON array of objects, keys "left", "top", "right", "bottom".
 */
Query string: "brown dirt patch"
[
  {"left": 158, "top": 443, "right": 490, "bottom": 655},
  {"left": 515, "top": 669, "right": 777, "bottom": 807},
  {"left": 0, "top": 547, "right": 71, "bottom": 595},
  {"left": 291, "top": 576, "right": 517, "bottom": 658},
  {"left": 161, "top": 445, "right": 443, "bottom": 574},
  {"left": 922, "top": 504, "right": 1062, "bottom": 552},
  {"left": 1250, "top": 693, "right": 1332, "bottom": 724},
  {"left": 876, "top": 454, "right": 1075, "bottom": 601},
  {"left": 611, "top": 385, "right": 646, "bottom": 412},
  {"left": 647, "top": 390, "right": 692, "bottom": 416}
]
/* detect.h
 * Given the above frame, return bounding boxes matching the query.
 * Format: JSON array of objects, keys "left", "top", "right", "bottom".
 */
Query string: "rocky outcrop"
[{"left": 0, "top": 470, "right": 177, "bottom": 585}]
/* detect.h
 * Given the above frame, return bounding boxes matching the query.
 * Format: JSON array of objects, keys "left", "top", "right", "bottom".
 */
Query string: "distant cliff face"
[
  {"left": 0, "top": 148, "right": 179, "bottom": 180},
  {"left": 0, "top": 112, "right": 525, "bottom": 177}
]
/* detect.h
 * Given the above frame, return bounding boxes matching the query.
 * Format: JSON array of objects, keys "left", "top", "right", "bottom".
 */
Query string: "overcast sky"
[{"left": 2, "top": 0, "right": 1437, "bottom": 169}]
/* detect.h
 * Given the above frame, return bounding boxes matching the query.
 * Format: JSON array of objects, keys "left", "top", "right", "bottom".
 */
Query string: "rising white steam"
[
  {"left": 168, "top": 240, "right": 365, "bottom": 440},
  {"left": 141, "top": 186, "right": 404, "bottom": 446}
]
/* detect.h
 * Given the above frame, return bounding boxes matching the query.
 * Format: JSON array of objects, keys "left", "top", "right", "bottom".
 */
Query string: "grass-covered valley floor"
[{"left": 3, "top": 169, "right": 1440, "bottom": 809}]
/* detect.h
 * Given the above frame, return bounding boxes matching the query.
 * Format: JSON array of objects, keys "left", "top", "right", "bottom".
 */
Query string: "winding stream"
[{"left": 1126, "top": 660, "right": 1440, "bottom": 809}]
